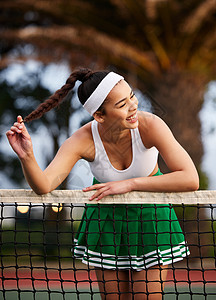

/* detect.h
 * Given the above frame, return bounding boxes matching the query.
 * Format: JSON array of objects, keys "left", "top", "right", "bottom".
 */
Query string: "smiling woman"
[{"left": 6, "top": 68, "right": 199, "bottom": 299}]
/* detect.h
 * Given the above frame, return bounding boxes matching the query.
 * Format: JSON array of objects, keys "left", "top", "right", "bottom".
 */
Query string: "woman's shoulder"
[
  {"left": 138, "top": 111, "right": 158, "bottom": 134},
  {"left": 137, "top": 112, "right": 169, "bottom": 148},
  {"left": 138, "top": 111, "right": 168, "bottom": 131},
  {"left": 70, "top": 121, "right": 93, "bottom": 140},
  {"left": 62, "top": 121, "right": 95, "bottom": 160}
]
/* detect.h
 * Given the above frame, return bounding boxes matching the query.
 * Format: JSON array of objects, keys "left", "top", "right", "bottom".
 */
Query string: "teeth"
[{"left": 127, "top": 113, "right": 137, "bottom": 120}]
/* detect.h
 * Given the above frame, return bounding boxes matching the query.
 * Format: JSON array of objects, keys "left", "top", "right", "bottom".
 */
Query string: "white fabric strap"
[{"left": 83, "top": 72, "right": 124, "bottom": 115}]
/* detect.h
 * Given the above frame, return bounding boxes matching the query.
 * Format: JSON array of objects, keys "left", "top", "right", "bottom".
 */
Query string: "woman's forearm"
[
  {"left": 20, "top": 153, "right": 51, "bottom": 195},
  {"left": 85, "top": 169, "right": 199, "bottom": 202},
  {"left": 130, "top": 171, "right": 199, "bottom": 193}
]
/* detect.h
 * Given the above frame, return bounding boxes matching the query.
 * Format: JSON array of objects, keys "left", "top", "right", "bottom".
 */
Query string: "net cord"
[{"left": 0, "top": 189, "right": 216, "bottom": 204}]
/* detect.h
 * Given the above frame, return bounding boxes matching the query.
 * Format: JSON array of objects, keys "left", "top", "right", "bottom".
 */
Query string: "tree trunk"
[{"left": 148, "top": 69, "right": 206, "bottom": 171}]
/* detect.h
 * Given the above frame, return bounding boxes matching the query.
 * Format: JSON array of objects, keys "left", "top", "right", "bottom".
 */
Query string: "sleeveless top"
[{"left": 88, "top": 120, "right": 159, "bottom": 183}]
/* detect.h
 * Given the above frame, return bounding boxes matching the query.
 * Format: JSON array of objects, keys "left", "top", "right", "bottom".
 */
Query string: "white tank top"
[{"left": 88, "top": 120, "right": 159, "bottom": 183}]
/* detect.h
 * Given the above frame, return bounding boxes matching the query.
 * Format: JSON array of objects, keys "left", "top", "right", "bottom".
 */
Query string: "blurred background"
[
  {"left": 1, "top": 0, "right": 216, "bottom": 261},
  {"left": 1, "top": 0, "right": 216, "bottom": 191}
]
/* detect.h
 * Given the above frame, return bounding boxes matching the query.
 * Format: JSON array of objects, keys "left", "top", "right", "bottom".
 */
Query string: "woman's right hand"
[{"left": 6, "top": 115, "right": 33, "bottom": 160}]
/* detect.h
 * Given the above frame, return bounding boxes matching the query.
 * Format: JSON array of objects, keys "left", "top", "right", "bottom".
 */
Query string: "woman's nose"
[{"left": 129, "top": 99, "right": 138, "bottom": 111}]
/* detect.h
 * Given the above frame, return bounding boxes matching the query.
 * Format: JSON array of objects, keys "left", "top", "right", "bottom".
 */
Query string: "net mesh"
[{"left": 0, "top": 189, "right": 216, "bottom": 299}]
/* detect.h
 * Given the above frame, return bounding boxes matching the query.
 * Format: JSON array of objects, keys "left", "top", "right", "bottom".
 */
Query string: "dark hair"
[{"left": 23, "top": 68, "right": 109, "bottom": 123}]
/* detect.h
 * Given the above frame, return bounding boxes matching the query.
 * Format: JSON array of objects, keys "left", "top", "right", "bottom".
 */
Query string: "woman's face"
[{"left": 101, "top": 80, "right": 138, "bottom": 130}]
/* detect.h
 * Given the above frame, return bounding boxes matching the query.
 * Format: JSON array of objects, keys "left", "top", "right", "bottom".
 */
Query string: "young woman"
[{"left": 6, "top": 68, "right": 199, "bottom": 299}]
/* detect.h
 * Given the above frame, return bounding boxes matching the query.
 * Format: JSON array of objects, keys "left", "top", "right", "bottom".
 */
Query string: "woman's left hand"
[{"left": 83, "top": 180, "right": 133, "bottom": 201}]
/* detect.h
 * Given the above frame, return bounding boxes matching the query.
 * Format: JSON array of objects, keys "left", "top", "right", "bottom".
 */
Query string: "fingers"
[
  {"left": 83, "top": 184, "right": 110, "bottom": 201},
  {"left": 6, "top": 125, "right": 22, "bottom": 136},
  {"left": 90, "top": 188, "right": 109, "bottom": 201},
  {"left": 83, "top": 183, "right": 105, "bottom": 192},
  {"left": 6, "top": 129, "right": 15, "bottom": 136},
  {"left": 6, "top": 116, "right": 25, "bottom": 136},
  {"left": 17, "top": 115, "right": 24, "bottom": 124},
  {"left": 83, "top": 181, "right": 129, "bottom": 201},
  {"left": 11, "top": 122, "right": 24, "bottom": 134}
]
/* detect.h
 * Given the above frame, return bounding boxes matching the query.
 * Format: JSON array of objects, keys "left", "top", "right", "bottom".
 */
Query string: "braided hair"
[{"left": 24, "top": 68, "right": 109, "bottom": 123}]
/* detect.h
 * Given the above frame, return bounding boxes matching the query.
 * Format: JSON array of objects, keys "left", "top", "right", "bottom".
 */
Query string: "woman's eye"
[
  {"left": 119, "top": 103, "right": 126, "bottom": 108},
  {"left": 118, "top": 93, "right": 135, "bottom": 108}
]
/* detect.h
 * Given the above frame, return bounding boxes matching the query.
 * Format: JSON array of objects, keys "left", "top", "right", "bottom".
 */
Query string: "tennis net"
[{"left": 0, "top": 189, "right": 216, "bottom": 299}]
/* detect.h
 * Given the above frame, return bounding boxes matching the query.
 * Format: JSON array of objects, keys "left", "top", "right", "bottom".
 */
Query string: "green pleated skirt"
[{"left": 73, "top": 170, "right": 190, "bottom": 270}]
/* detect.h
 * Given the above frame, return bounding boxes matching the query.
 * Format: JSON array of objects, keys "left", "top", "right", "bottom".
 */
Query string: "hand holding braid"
[
  {"left": 6, "top": 67, "right": 110, "bottom": 160},
  {"left": 24, "top": 68, "right": 92, "bottom": 123}
]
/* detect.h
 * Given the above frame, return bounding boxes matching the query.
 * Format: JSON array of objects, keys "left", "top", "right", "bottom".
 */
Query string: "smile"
[{"left": 126, "top": 112, "right": 138, "bottom": 122}]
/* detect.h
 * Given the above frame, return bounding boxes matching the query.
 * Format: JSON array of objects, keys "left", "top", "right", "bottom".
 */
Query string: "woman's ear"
[{"left": 93, "top": 111, "right": 105, "bottom": 123}]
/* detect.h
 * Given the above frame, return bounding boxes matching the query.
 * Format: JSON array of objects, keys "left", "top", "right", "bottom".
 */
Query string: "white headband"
[{"left": 83, "top": 71, "right": 124, "bottom": 115}]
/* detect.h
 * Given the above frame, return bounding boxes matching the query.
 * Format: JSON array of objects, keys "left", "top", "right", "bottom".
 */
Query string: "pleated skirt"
[{"left": 73, "top": 172, "right": 190, "bottom": 271}]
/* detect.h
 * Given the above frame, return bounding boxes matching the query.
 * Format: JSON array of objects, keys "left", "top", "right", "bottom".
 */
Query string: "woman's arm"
[
  {"left": 6, "top": 116, "right": 92, "bottom": 194},
  {"left": 130, "top": 113, "right": 199, "bottom": 192},
  {"left": 21, "top": 137, "right": 82, "bottom": 195},
  {"left": 84, "top": 113, "right": 199, "bottom": 200}
]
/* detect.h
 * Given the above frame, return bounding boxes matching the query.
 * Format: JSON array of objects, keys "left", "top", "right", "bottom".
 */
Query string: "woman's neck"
[{"left": 98, "top": 122, "right": 130, "bottom": 144}]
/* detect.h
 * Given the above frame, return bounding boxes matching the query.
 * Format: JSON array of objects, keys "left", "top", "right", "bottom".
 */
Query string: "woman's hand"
[
  {"left": 83, "top": 180, "right": 133, "bottom": 201},
  {"left": 6, "top": 115, "right": 33, "bottom": 160}
]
